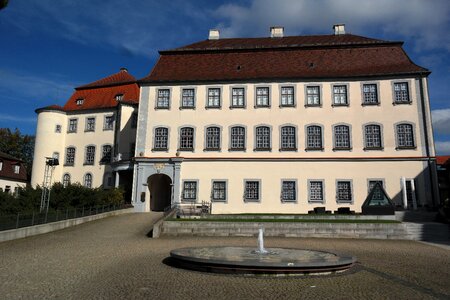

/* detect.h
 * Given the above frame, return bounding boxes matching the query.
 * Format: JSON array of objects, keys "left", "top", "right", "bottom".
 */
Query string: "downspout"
[{"left": 418, "top": 75, "right": 437, "bottom": 207}]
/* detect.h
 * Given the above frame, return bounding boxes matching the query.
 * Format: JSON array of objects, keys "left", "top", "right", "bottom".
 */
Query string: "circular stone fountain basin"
[{"left": 170, "top": 246, "right": 356, "bottom": 276}]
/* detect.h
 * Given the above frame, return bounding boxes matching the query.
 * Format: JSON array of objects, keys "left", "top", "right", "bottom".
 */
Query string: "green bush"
[{"left": 0, "top": 184, "right": 125, "bottom": 215}]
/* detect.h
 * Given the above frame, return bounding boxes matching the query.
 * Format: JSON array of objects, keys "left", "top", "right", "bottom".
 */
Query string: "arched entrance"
[{"left": 147, "top": 174, "right": 172, "bottom": 211}]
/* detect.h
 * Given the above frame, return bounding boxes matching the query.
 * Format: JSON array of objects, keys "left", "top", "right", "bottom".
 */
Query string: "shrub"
[{"left": 0, "top": 184, "right": 125, "bottom": 215}]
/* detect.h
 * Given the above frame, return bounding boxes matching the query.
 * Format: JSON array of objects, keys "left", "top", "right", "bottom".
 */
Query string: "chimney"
[
  {"left": 208, "top": 29, "right": 220, "bottom": 40},
  {"left": 120, "top": 67, "right": 128, "bottom": 72},
  {"left": 333, "top": 24, "right": 345, "bottom": 35},
  {"left": 270, "top": 26, "right": 284, "bottom": 38}
]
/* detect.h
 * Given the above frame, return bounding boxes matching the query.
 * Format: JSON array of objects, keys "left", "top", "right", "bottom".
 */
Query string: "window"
[
  {"left": 212, "top": 181, "right": 226, "bottom": 202},
  {"left": 102, "top": 145, "right": 112, "bottom": 163},
  {"left": 306, "top": 125, "right": 323, "bottom": 150},
  {"left": 280, "top": 126, "right": 296, "bottom": 150},
  {"left": 309, "top": 180, "right": 324, "bottom": 202},
  {"left": 85, "top": 117, "right": 95, "bottom": 132},
  {"left": 368, "top": 180, "right": 384, "bottom": 199},
  {"left": 65, "top": 147, "right": 75, "bottom": 166},
  {"left": 207, "top": 88, "right": 221, "bottom": 108},
  {"left": 84, "top": 173, "right": 92, "bottom": 188},
  {"left": 333, "top": 85, "right": 348, "bottom": 105},
  {"left": 68, "top": 119, "right": 77, "bottom": 133},
  {"left": 131, "top": 113, "right": 138, "bottom": 128},
  {"left": 181, "top": 89, "right": 195, "bottom": 108},
  {"left": 244, "top": 180, "right": 260, "bottom": 202},
  {"left": 104, "top": 115, "right": 114, "bottom": 130},
  {"left": 306, "top": 86, "right": 320, "bottom": 106},
  {"left": 55, "top": 124, "right": 62, "bottom": 133},
  {"left": 76, "top": 98, "right": 84, "bottom": 106},
  {"left": 154, "top": 127, "right": 169, "bottom": 150},
  {"left": 157, "top": 89, "right": 170, "bottom": 108},
  {"left": 255, "top": 126, "right": 271, "bottom": 150},
  {"left": 115, "top": 94, "right": 123, "bottom": 101},
  {"left": 13, "top": 165, "right": 20, "bottom": 174},
  {"left": 179, "top": 127, "right": 194, "bottom": 151},
  {"left": 62, "top": 174, "right": 71, "bottom": 188},
  {"left": 0, "top": 160, "right": 2, "bottom": 171},
  {"left": 182, "top": 181, "right": 197, "bottom": 201},
  {"left": 396, "top": 124, "right": 415, "bottom": 148},
  {"left": 84, "top": 145, "right": 96, "bottom": 165},
  {"left": 394, "top": 82, "right": 410, "bottom": 103},
  {"left": 256, "top": 87, "right": 270, "bottom": 107},
  {"left": 52, "top": 152, "right": 59, "bottom": 160},
  {"left": 364, "top": 124, "right": 382, "bottom": 149},
  {"left": 337, "top": 181, "right": 352, "bottom": 203},
  {"left": 363, "top": 84, "right": 378, "bottom": 104},
  {"left": 230, "top": 126, "right": 245, "bottom": 150},
  {"left": 5, "top": 186, "right": 11, "bottom": 194},
  {"left": 281, "top": 180, "right": 296, "bottom": 202},
  {"left": 205, "top": 127, "right": 221, "bottom": 150},
  {"left": 231, "top": 88, "right": 245, "bottom": 108},
  {"left": 280, "top": 86, "right": 294, "bottom": 107},
  {"left": 334, "top": 125, "right": 351, "bottom": 149}
]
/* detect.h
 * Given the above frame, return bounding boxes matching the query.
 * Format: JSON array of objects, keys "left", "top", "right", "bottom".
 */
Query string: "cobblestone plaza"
[{"left": 1, "top": 213, "right": 449, "bottom": 299}]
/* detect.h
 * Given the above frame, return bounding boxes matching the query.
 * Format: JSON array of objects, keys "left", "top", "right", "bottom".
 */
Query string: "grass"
[{"left": 168, "top": 218, "right": 401, "bottom": 224}]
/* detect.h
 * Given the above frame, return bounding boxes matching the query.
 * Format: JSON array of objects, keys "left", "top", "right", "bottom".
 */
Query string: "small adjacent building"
[
  {"left": 0, "top": 151, "right": 27, "bottom": 194},
  {"left": 31, "top": 68, "right": 139, "bottom": 202},
  {"left": 436, "top": 156, "right": 450, "bottom": 202}
]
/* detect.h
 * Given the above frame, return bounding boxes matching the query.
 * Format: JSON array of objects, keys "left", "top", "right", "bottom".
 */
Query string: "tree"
[
  {"left": 0, "top": 128, "right": 35, "bottom": 178},
  {"left": 0, "top": 0, "right": 8, "bottom": 10}
]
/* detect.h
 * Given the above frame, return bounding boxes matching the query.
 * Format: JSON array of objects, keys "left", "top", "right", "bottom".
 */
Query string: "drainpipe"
[{"left": 418, "top": 75, "right": 437, "bottom": 207}]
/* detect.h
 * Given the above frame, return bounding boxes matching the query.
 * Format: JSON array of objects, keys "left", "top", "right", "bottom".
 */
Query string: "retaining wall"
[
  {"left": 0, "top": 208, "right": 134, "bottom": 242},
  {"left": 161, "top": 220, "right": 449, "bottom": 241}
]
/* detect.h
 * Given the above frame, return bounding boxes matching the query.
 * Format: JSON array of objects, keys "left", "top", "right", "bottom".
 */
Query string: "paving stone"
[{"left": 1, "top": 212, "right": 449, "bottom": 299}]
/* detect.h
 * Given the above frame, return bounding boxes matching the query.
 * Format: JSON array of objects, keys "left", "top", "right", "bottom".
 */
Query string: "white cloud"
[
  {"left": 0, "top": 114, "right": 36, "bottom": 123},
  {"left": 4, "top": 0, "right": 211, "bottom": 57},
  {"left": 0, "top": 69, "right": 74, "bottom": 104},
  {"left": 435, "top": 141, "right": 450, "bottom": 155},
  {"left": 214, "top": 0, "right": 450, "bottom": 52},
  {"left": 432, "top": 108, "right": 450, "bottom": 135}
]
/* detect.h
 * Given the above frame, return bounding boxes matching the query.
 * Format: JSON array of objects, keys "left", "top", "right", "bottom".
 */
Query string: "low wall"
[
  {"left": 161, "top": 221, "right": 416, "bottom": 240},
  {"left": 0, "top": 208, "right": 134, "bottom": 243}
]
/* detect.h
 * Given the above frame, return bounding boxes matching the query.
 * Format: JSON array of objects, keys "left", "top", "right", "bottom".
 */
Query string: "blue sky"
[{"left": 1, "top": 0, "right": 449, "bottom": 154}]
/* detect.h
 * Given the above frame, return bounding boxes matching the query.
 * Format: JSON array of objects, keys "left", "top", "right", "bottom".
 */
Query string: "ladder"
[{"left": 40, "top": 159, "right": 56, "bottom": 213}]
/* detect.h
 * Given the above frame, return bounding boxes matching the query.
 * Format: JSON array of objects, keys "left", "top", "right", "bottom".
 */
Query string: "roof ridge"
[
  {"left": 161, "top": 33, "right": 395, "bottom": 54},
  {"left": 76, "top": 69, "right": 137, "bottom": 89}
]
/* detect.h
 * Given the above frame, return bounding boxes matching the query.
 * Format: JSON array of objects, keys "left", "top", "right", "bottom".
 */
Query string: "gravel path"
[{"left": 1, "top": 213, "right": 449, "bottom": 299}]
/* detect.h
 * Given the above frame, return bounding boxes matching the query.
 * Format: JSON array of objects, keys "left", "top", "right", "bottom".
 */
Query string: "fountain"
[
  {"left": 255, "top": 228, "right": 269, "bottom": 254},
  {"left": 169, "top": 227, "right": 356, "bottom": 276}
]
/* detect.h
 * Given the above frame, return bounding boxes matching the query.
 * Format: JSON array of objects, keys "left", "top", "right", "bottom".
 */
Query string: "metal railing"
[{"left": 0, "top": 204, "right": 130, "bottom": 231}]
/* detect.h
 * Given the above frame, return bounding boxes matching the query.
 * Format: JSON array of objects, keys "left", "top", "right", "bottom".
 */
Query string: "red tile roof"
[
  {"left": 167, "top": 34, "right": 389, "bottom": 52},
  {"left": 141, "top": 34, "right": 428, "bottom": 83},
  {"left": 37, "top": 69, "right": 140, "bottom": 113},
  {"left": 436, "top": 156, "right": 450, "bottom": 165},
  {"left": 76, "top": 68, "right": 136, "bottom": 89},
  {"left": 64, "top": 83, "right": 139, "bottom": 111},
  {"left": 0, "top": 151, "right": 27, "bottom": 182}
]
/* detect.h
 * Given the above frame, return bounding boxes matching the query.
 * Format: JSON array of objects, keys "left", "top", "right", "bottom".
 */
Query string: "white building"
[
  {"left": 31, "top": 68, "right": 139, "bottom": 201},
  {"left": 0, "top": 151, "right": 27, "bottom": 195},
  {"left": 132, "top": 25, "right": 439, "bottom": 213}
]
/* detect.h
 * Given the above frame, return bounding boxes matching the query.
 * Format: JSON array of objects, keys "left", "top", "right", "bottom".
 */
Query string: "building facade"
[
  {"left": 132, "top": 26, "right": 439, "bottom": 213},
  {"left": 31, "top": 68, "right": 139, "bottom": 201},
  {"left": 0, "top": 151, "right": 27, "bottom": 194}
]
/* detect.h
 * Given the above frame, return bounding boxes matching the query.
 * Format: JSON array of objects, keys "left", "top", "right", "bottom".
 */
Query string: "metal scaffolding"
[{"left": 40, "top": 157, "right": 59, "bottom": 213}]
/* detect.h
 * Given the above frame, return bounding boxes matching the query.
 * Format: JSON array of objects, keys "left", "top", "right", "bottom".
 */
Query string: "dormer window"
[
  {"left": 76, "top": 98, "right": 84, "bottom": 106},
  {"left": 13, "top": 165, "right": 20, "bottom": 174},
  {"left": 0, "top": 160, "right": 3, "bottom": 171},
  {"left": 115, "top": 94, "right": 124, "bottom": 101}
]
